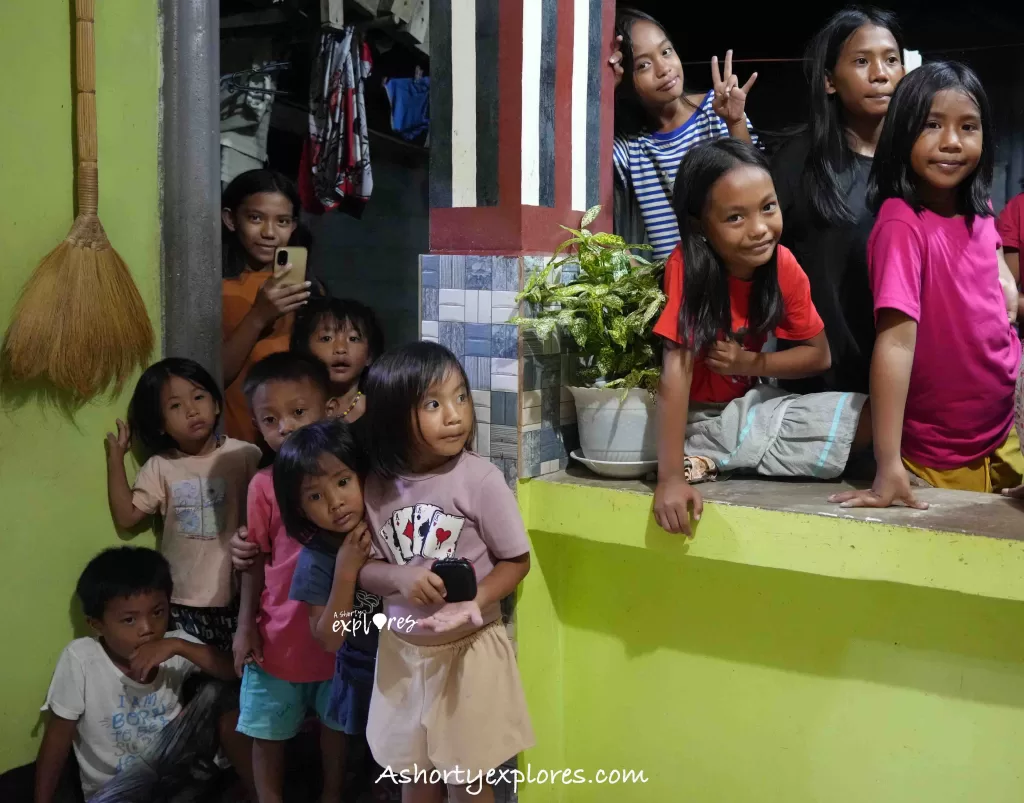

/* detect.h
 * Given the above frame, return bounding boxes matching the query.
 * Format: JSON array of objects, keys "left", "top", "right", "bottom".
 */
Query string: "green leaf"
[{"left": 580, "top": 205, "right": 601, "bottom": 228}]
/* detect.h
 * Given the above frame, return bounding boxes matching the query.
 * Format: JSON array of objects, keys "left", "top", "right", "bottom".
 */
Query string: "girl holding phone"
[{"left": 221, "top": 169, "right": 315, "bottom": 444}]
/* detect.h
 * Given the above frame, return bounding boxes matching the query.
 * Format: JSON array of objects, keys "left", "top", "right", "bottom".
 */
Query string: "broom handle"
[{"left": 76, "top": 0, "right": 98, "bottom": 216}]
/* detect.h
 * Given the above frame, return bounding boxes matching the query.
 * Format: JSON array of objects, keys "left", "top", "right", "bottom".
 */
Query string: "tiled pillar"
[{"left": 423, "top": 0, "right": 615, "bottom": 486}]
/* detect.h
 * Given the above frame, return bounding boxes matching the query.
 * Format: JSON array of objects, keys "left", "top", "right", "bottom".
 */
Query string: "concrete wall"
[
  {"left": 0, "top": 0, "right": 161, "bottom": 772},
  {"left": 517, "top": 478, "right": 1024, "bottom": 802}
]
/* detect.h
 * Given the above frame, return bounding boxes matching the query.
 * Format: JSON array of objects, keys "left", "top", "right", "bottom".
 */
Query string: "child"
[
  {"left": 230, "top": 352, "right": 347, "bottom": 803},
  {"left": 222, "top": 169, "right": 315, "bottom": 443},
  {"left": 34, "top": 547, "right": 240, "bottom": 803},
  {"left": 291, "top": 296, "right": 385, "bottom": 423},
  {"left": 358, "top": 342, "right": 533, "bottom": 803},
  {"left": 105, "top": 358, "right": 262, "bottom": 651},
  {"left": 772, "top": 7, "right": 905, "bottom": 394},
  {"left": 831, "top": 62, "right": 1023, "bottom": 509},
  {"left": 275, "top": 420, "right": 383, "bottom": 795},
  {"left": 653, "top": 139, "right": 870, "bottom": 536},
  {"left": 609, "top": 8, "right": 757, "bottom": 259}
]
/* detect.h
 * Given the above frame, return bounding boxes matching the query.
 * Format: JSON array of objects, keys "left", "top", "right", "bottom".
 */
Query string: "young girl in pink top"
[{"left": 831, "top": 61, "right": 1022, "bottom": 509}]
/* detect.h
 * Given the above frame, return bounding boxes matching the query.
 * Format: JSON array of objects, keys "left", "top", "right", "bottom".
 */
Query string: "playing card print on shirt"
[
  {"left": 170, "top": 478, "right": 226, "bottom": 539},
  {"left": 379, "top": 504, "right": 466, "bottom": 564}
]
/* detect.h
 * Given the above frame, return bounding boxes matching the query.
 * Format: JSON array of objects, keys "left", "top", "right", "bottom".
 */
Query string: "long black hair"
[
  {"left": 290, "top": 297, "right": 385, "bottom": 379},
  {"left": 273, "top": 418, "right": 370, "bottom": 551},
  {"left": 673, "top": 139, "right": 784, "bottom": 354},
  {"left": 362, "top": 342, "right": 475, "bottom": 479},
  {"left": 803, "top": 6, "right": 904, "bottom": 224},
  {"left": 614, "top": 8, "right": 705, "bottom": 138},
  {"left": 221, "top": 169, "right": 312, "bottom": 279},
  {"left": 128, "top": 358, "right": 223, "bottom": 455},
  {"left": 868, "top": 60, "right": 993, "bottom": 221}
]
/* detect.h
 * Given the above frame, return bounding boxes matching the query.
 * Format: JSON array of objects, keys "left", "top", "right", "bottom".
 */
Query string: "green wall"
[
  {"left": 517, "top": 480, "right": 1024, "bottom": 802},
  {"left": 0, "top": 0, "right": 160, "bottom": 773}
]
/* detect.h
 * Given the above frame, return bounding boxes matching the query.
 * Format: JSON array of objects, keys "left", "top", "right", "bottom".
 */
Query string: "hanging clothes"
[
  {"left": 384, "top": 73, "right": 430, "bottom": 141},
  {"left": 220, "top": 67, "right": 276, "bottom": 187},
  {"left": 307, "top": 28, "right": 374, "bottom": 217}
]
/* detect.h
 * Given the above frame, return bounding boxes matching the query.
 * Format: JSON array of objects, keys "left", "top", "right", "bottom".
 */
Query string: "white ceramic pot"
[{"left": 568, "top": 386, "right": 658, "bottom": 463}]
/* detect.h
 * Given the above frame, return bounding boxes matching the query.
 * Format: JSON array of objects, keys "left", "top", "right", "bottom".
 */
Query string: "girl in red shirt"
[{"left": 654, "top": 139, "right": 871, "bottom": 535}]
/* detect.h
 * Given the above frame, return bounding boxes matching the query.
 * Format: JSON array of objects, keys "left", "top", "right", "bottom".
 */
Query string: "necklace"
[{"left": 339, "top": 391, "right": 362, "bottom": 419}]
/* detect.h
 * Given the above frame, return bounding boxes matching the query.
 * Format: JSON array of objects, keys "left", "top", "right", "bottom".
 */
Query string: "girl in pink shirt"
[{"left": 831, "top": 61, "right": 1022, "bottom": 509}]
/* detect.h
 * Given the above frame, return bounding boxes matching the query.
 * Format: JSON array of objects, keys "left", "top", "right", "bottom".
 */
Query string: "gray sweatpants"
[{"left": 686, "top": 384, "right": 867, "bottom": 480}]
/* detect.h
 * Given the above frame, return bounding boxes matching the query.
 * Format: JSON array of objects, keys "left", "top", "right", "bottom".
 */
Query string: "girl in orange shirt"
[{"left": 221, "top": 170, "right": 314, "bottom": 444}]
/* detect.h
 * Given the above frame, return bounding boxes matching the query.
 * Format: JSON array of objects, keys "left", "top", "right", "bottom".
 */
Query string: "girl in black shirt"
[{"left": 772, "top": 7, "right": 905, "bottom": 394}]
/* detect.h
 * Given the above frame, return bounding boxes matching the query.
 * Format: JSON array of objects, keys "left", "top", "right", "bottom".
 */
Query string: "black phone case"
[{"left": 430, "top": 558, "right": 477, "bottom": 603}]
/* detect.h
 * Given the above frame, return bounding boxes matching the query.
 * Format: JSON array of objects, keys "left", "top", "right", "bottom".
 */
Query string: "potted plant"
[{"left": 513, "top": 206, "right": 666, "bottom": 472}]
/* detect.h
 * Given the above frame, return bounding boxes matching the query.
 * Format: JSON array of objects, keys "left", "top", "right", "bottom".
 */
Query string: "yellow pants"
[{"left": 903, "top": 427, "right": 1024, "bottom": 493}]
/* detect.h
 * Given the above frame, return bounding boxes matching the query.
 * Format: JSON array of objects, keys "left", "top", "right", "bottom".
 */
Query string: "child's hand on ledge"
[
  {"left": 654, "top": 476, "right": 703, "bottom": 536},
  {"left": 828, "top": 463, "right": 928, "bottom": 510}
]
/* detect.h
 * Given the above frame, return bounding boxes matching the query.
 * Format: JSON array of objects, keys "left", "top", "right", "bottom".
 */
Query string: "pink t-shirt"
[
  {"left": 363, "top": 452, "right": 530, "bottom": 646},
  {"left": 997, "top": 192, "right": 1024, "bottom": 253},
  {"left": 868, "top": 198, "right": 1021, "bottom": 469},
  {"left": 248, "top": 468, "right": 334, "bottom": 683}
]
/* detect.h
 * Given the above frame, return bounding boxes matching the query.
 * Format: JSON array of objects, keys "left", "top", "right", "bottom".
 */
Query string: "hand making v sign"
[{"left": 710, "top": 50, "right": 757, "bottom": 132}]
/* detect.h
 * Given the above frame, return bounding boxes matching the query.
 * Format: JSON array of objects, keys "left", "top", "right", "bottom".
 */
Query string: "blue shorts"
[{"left": 237, "top": 663, "right": 341, "bottom": 740}]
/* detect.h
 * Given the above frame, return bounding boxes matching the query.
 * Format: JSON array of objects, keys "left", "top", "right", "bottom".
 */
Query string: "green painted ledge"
[{"left": 518, "top": 471, "right": 1024, "bottom": 604}]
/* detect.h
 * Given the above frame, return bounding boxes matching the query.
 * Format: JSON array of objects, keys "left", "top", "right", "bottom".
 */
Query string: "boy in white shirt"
[{"left": 34, "top": 547, "right": 241, "bottom": 803}]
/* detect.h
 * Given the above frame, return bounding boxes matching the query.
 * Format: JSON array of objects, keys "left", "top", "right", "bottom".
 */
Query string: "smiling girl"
[{"left": 609, "top": 8, "right": 758, "bottom": 259}]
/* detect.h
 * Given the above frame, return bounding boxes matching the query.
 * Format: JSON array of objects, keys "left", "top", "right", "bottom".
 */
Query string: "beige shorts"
[{"left": 366, "top": 619, "right": 534, "bottom": 778}]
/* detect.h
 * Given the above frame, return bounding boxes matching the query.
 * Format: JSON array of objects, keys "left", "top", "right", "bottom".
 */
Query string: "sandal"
[{"left": 684, "top": 456, "right": 718, "bottom": 484}]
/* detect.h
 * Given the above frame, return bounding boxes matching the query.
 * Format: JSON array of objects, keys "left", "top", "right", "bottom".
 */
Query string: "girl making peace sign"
[{"left": 610, "top": 8, "right": 758, "bottom": 260}]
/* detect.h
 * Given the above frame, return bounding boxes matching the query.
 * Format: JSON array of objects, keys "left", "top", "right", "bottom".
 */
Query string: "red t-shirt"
[
  {"left": 653, "top": 244, "right": 825, "bottom": 404},
  {"left": 997, "top": 192, "right": 1024, "bottom": 253}
]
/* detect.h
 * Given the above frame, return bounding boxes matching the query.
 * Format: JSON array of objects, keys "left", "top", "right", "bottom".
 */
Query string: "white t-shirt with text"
[{"left": 42, "top": 631, "right": 201, "bottom": 797}]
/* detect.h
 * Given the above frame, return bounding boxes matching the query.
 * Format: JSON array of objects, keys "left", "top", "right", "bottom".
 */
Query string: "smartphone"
[{"left": 273, "top": 246, "right": 308, "bottom": 287}]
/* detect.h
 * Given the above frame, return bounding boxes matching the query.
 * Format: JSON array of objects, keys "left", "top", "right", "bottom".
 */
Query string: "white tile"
[
  {"left": 440, "top": 289, "right": 466, "bottom": 306},
  {"left": 522, "top": 404, "right": 541, "bottom": 426},
  {"left": 421, "top": 320, "right": 438, "bottom": 338},
  {"left": 491, "top": 357, "right": 518, "bottom": 377},
  {"left": 491, "top": 305, "right": 518, "bottom": 324},
  {"left": 522, "top": 389, "right": 543, "bottom": 409},
  {"left": 439, "top": 304, "right": 465, "bottom": 322},
  {"left": 477, "top": 290, "right": 492, "bottom": 321},
  {"left": 492, "top": 291, "right": 519, "bottom": 309},
  {"left": 521, "top": 422, "right": 541, "bottom": 433},
  {"left": 475, "top": 423, "right": 490, "bottom": 457},
  {"left": 491, "top": 373, "right": 518, "bottom": 392},
  {"left": 465, "top": 290, "right": 479, "bottom": 324},
  {"left": 472, "top": 390, "right": 491, "bottom": 408},
  {"left": 422, "top": 335, "right": 439, "bottom": 343},
  {"left": 475, "top": 404, "right": 491, "bottom": 423},
  {"left": 541, "top": 459, "right": 561, "bottom": 475}
]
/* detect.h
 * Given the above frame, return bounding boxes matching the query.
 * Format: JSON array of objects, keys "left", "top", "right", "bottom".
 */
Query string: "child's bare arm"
[
  {"left": 711, "top": 330, "right": 832, "bottom": 379},
  {"left": 130, "top": 638, "right": 235, "bottom": 683},
  {"left": 105, "top": 419, "right": 149, "bottom": 530},
  {"left": 829, "top": 310, "right": 927, "bottom": 510},
  {"left": 233, "top": 552, "right": 266, "bottom": 676},
  {"left": 654, "top": 343, "right": 703, "bottom": 536},
  {"left": 474, "top": 553, "right": 529, "bottom": 610},
  {"left": 34, "top": 713, "right": 77, "bottom": 803}
]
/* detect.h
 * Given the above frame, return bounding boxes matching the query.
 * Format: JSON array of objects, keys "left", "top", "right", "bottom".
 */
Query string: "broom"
[{"left": 1, "top": 0, "right": 153, "bottom": 403}]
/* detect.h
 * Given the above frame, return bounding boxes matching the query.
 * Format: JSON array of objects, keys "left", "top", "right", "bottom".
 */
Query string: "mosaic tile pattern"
[{"left": 420, "top": 253, "right": 575, "bottom": 482}]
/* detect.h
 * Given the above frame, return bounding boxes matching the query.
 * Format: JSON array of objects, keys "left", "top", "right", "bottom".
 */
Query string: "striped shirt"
[{"left": 613, "top": 90, "right": 757, "bottom": 261}]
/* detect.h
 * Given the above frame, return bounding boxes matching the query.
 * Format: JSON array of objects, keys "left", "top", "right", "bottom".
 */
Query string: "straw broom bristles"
[{"left": 1, "top": 0, "right": 153, "bottom": 402}]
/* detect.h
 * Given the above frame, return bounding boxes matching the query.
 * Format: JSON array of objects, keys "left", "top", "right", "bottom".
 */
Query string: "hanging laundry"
[
  {"left": 307, "top": 28, "right": 374, "bottom": 217},
  {"left": 220, "top": 66, "right": 276, "bottom": 187},
  {"left": 384, "top": 71, "right": 430, "bottom": 141}
]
